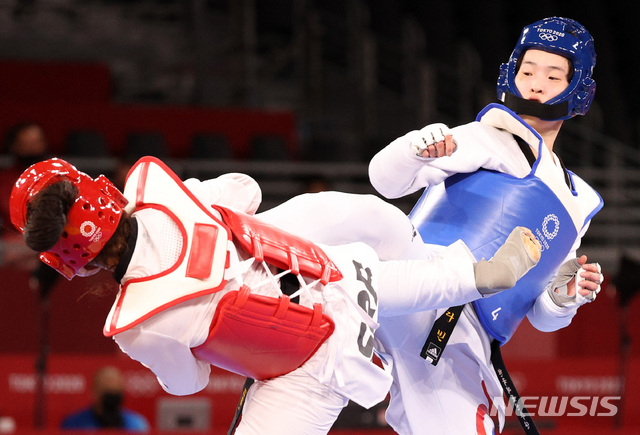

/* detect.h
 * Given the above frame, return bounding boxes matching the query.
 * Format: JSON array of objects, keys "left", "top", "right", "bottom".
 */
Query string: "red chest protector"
[{"left": 192, "top": 207, "right": 342, "bottom": 380}]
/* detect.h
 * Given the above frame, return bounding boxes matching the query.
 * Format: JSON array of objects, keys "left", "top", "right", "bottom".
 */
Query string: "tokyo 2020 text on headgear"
[
  {"left": 496, "top": 17, "right": 597, "bottom": 121},
  {"left": 10, "top": 158, "right": 129, "bottom": 280}
]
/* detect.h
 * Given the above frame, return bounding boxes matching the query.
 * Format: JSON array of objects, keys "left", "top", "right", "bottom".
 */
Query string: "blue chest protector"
[{"left": 409, "top": 104, "right": 603, "bottom": 344}]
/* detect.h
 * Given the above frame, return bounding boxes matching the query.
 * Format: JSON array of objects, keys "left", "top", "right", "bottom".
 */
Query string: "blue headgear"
[{"left": 496, "top": 17, "right": 596, "bottom": 121}]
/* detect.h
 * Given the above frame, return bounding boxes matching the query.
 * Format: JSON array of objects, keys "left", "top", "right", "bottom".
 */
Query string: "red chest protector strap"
[
  {"left": 213, "top": 205, "right": 343, "bottom": 284},
  {"left": 192, "top": 285, "right": 335, "bottom": 380},
  {"left": 191, "top": 207, "right": 341, "bottom": 380}
]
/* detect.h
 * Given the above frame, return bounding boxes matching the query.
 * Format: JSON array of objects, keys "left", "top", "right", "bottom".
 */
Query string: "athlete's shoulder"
[
  {"left": 568, "top": 170, "right": 604, "bottom": 225},
  {"left": 451, "top": 119, "right": 515, "bottom": 152}
]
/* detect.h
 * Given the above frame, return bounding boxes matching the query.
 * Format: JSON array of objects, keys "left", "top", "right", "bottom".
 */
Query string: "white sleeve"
[
  {"left": 184, "top": 173, "right": 262, "bottom": 214},
  {"left": 369, "top": 125, "right": 490, "bottom": 199},
  {"left": 368, "top": 135, "right": 446, "bottom": 199},
  {"left": 369, "top": 136, "right": 451, "bottom": 198},
  {"left": 114, "top": 327, "right": 211, "bottom": 396},
  {"left": 112, "top": 294, "right": 218, "bottom": 396},
  {"left": 527, "top": 285, "right": 579, "bottom": 332},
  {"left": 368, "top": 122, "right": 529, "bottom": 199}
]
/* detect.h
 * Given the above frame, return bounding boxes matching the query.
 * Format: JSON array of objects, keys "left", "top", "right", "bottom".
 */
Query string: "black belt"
[
  {"left": 422, "top": 305, "right": 540, "bottom": 435},
  {"left": 227, "top": 378, "right": 254, "bottom": 435},
  {"left": 490, "top": 340, "right": 540, "bottom": 435},
  {"left": 420, "top": 305, "right": 464, "bottom": 364}
]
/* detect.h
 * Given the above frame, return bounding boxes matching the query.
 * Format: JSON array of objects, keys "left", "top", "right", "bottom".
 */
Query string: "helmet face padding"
[
  {"left": 10, "top": 158, "right": 128, "bottom": 279},
  {"left": 497, "top": 17, "right": 596, "bottom": 120}
]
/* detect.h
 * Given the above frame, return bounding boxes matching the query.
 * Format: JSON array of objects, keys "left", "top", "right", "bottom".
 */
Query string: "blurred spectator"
[
  {"left": 0, "top": 414, "right": 16, "bottom": 434},
  {"left": 61, "top": 366, "right": 150, "bottom": 431},
  {"left": 0, "top": 121, "right": 51, "bottom": 268},
  {"left": 305, "top": 176, "right": 330, "bottom": 193},
  {"left": 0, "top": 121, "right": 50, "bottom": 232},
  {"left": 111, "top": 157, "right": 135, "bottom": 192}
]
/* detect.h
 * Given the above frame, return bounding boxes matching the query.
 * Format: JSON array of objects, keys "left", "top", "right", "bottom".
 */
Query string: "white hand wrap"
[
  {"left": 408, "top": 123, "right": 454, "bottom": 157},
  {"left": 575, "top": 263, "right": 603, "bottom": 304},
  {"left": 548, "top": 260, "right": 602, "bottom": 307}
]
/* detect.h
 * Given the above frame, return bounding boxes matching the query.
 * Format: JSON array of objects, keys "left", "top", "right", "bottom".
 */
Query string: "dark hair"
[
  {"left": 93, "top": 216, "right": 131, "bottom": 269},
  {"left": 24, "top": 179, "right": 78, "bottom": 252}
]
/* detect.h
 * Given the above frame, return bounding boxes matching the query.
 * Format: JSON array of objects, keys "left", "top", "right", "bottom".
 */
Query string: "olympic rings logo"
[
  {"left": 539, "top": 33, "right": 559, "bottom": 42},
  {"left": 80, "top": 220, "right": 97, "bottom": 237},
  {"left": 542, "top": 214, "right": 560, "bottom": 240},
  {"left": 80, "top": 220, "right": 103, "bottom": 242}
]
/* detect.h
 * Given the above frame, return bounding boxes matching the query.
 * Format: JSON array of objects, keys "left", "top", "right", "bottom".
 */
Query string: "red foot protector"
[{"left": 192, "top": 285, "right": 335, "bottom": 380}]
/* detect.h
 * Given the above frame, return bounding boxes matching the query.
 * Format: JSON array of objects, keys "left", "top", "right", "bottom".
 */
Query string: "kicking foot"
[{"left": 473, "top": 226, "right": 541, "bottom": 296}]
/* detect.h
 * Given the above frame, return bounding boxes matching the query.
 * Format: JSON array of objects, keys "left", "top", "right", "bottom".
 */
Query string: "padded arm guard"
[{"left": 214, "top": 205, "right": 343, "bottom": 284}]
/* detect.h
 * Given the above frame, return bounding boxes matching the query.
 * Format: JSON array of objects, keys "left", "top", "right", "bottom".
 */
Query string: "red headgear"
[{"left": 10, "top": 158, "right": 129, "bottom": 279}]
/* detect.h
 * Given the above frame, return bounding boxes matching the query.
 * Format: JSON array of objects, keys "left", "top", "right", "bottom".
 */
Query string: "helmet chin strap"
[{"left": 503, "top": 92, "right": 570, "bottom": 121}]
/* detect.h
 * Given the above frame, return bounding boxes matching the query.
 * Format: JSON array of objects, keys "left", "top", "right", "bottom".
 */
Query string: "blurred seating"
[
  {"left": 125, "top": 131, "right": 168, "bottom": 160},
  {"left": 248, "top": 134, "right": 290, "bottom": 160},
  {"left": 64, "top": 129, "right": 110, "bottom": 157},
  {"left": 0, "top": 61, "right": 111, "bottom": 103},
  {"left": 190, "top": 133, "right": 233, "bottom": 160},
  {"left": 303, "top": 136, "right": 362, "bottom": 162}
]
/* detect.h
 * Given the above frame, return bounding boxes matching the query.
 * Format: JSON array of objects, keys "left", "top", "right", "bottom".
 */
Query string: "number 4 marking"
[{"left": 492, "top": 307, "right": 502, "bottom": 321}]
